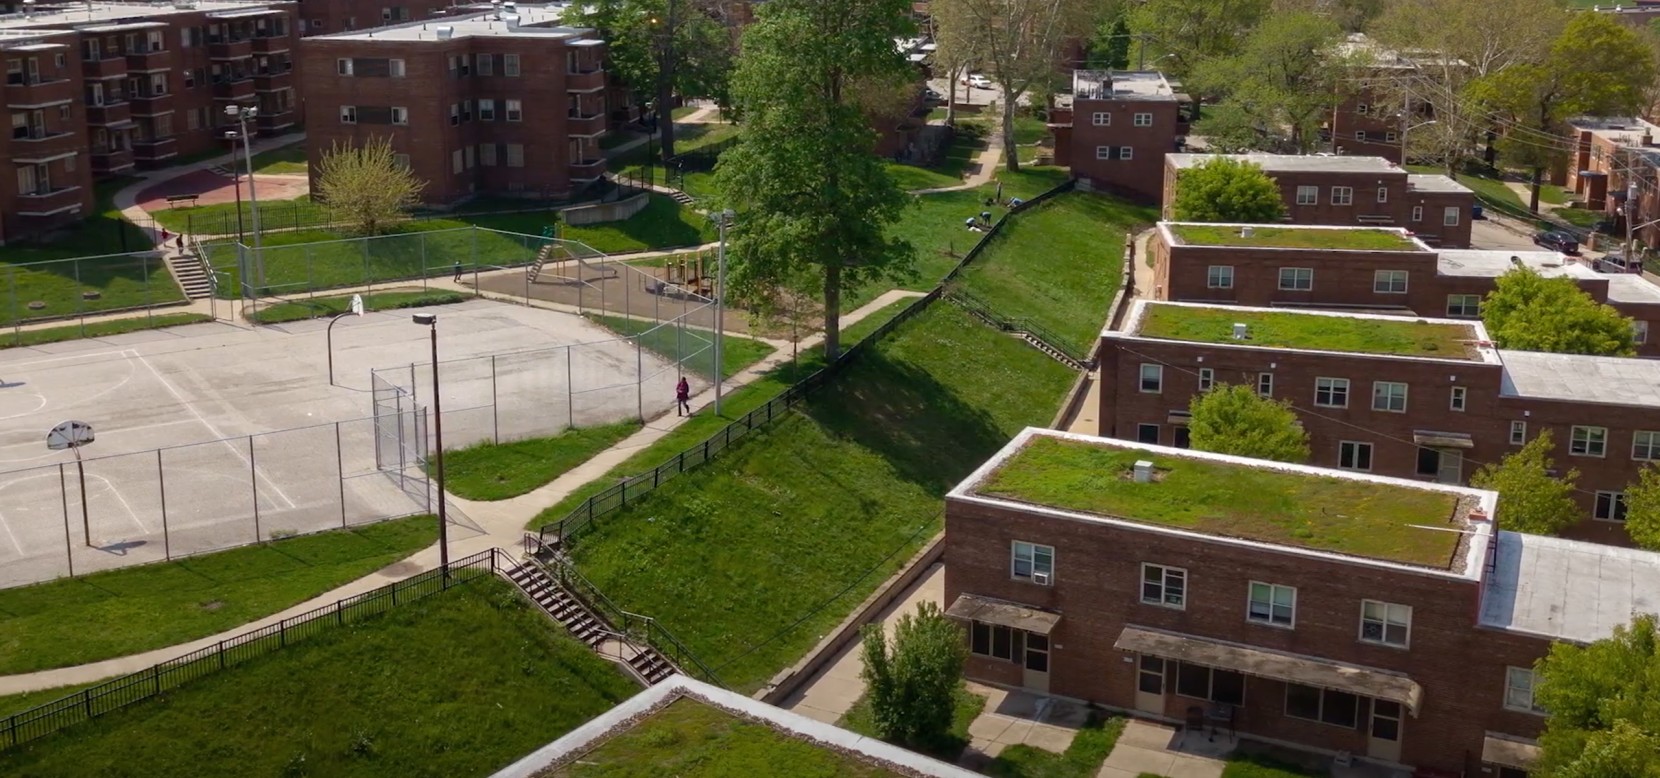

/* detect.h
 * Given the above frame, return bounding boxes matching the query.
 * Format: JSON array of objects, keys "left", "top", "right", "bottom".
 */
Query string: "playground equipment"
[
  {"left": 643, "top": 249, "right": 715, "bottom": 299},
  {"left": 528, "top": 224, "right": 618, "bottom": 285}
]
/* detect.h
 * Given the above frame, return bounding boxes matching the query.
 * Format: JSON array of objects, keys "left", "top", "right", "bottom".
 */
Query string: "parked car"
[
  {"left": 922, "top": 87, "right": 942, "bottom": 102},
  {"left": 964, "top": 73, "right": 993, "bottom": 89},
  {"left": 1533, "top": 230, "right": 1580, "bottom": 255},
  {"left": 1597, "top": 253, "right": 1644, "bottom": 274},
  {"left": 1592, "top": 219, "right": 1618, "bottom": 234}
]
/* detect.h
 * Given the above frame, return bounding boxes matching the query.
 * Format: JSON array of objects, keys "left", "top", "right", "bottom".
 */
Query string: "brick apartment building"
[
  {"left": 1098, "top": 299, "right": 1660, "bottom": 546},
  {"left": 1323, "top": 34, "right": 1447, "bottom": 164},
  {"left": 945, "top": 426, "right": 1656, "bottom": 776},
  {"left": 1145, "top": 222, "right": 1660, "bottom": 356},
  {"left": 0, "top": 0, "right": 299, "bottom": 243},
  {"left": 296, "top": 0, "right": 458, "bottom": 37},
  {"left": 1049, "top": 69, "right": 1190, "bottom": 203},
  {"left": 302, "top": 3, "right": 608, "bottom": 206},
  {"left": 1563, "top": 117, "right": 1660, "bottom": 251},
  {"left": 1163, "top": 154, "right": 1475, "bottom": 248}
]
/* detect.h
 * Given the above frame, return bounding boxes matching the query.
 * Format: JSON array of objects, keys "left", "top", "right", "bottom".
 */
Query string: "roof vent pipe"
[
  {"left": 434, "top": 25, "right": 453, "bottom": 39},
  {"left": 1133, "top": 460, "right": 1155, "bottom": 483},
  {"left": 1232, "top": 323, "right": 1248, "bottom": 340},
  {"left": 1240, "top": 226, "right": 1254, "bottom": 238}
]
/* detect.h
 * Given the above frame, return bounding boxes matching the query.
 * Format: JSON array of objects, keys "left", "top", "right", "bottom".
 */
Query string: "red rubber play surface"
[{"left": 136, "top": 170, "right": 309, "bottom": 214}]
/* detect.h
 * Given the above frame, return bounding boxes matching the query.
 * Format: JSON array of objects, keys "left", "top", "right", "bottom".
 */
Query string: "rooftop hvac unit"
[
  {"left": 1133, "top": 460, "right": 1155, "bottom": 483},
  {"left": 1232, "top": 323, "right": 1248, "bottom": 340},
  {"left": 434, "top": 25, "right": 453, "bottom": 39}
]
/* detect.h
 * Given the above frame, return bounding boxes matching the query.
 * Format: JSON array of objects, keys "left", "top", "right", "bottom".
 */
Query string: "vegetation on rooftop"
[
  {"left": 1169, "top": 224, "right": 1418, "bottom": 251},
  {"left": 1137, "top": 305, "right": 1477, "bottom": 358},
  {"left": 1170, "top": 157, "right": 1287, "bottom": 224},
  {"left": 979, "top": 437, "right": 1464, "bottom": 567},
  {"left": 1482, "top": 267, "right": 1636, "bottom": 357}
]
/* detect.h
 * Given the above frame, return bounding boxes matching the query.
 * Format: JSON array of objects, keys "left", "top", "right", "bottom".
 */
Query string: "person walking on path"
[
  {"left": 676, "top": 377, "right": 691, "bottom": 416},
  {"left": 452, "top": 260, "right": 464, "bottom": 283},
  {"left": 160, "top": 228, "right": 171, "bottom": 247}
]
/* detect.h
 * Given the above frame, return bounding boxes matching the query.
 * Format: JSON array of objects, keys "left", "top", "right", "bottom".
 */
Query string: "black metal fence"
[
  {"left": 0, "top": 549, "right": 504, "bottom": 752},
  {"left": 946, "top": 286, "right": 1090, "bottom": 365}
]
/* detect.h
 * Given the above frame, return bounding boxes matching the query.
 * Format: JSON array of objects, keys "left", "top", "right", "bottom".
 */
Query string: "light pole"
[
  {"left": 225, "top": 105, "right": 263, "bottom": 291},
  {"left": 711, "top": 209, "right": 733, "bottom": 415},
  {"left": 1400, "top": 119, "right": 1436, "bottom": 165},
  {"left": 412, "top": 313, "right": 450, "bottom": 575}
]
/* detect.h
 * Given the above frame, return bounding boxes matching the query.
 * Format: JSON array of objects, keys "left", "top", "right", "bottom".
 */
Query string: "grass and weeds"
[
  {"left": 0, "top": 312, "right": 213, "bottom": 349},
  {"left": 1137, "top": 304, "right": 1477, "bottom": 358},
  {"left": 887, "top": 123, "right": 990, "bottom": 192},
  {"left": 0, "top": 579, "right": 637, "bottom": 777},
  {"left": 0, "top": 516, "right": 437, "bottom": 675},
  {"left": 585, "top": 313, "right": 776, "bottom": 381},
  {"left": 248, "top": 289, "right": 466, "bottom": 324},
  {"left": 957, "top": 192, "right": 1153, "bottom": 354},
  {"left": 1556, "top": 207, "right": 1606, "bottom": 229},
  {"left": 249, "top": 145, "right": 309, "bottom": 175},
  {"left": 148, "top": 194, "right": 324, "bottom": 234},
  {"left": 1169, "top": 224, "right": 1418, "bottom": 251},
  {"left": 840, "top": 684, "right": 987, "bottom": 762},
  {"left": 979, "top": 437, "right": 1464, "bottom": 567},
  {"left": 566, "top": 305, "right": 1075, "bottom": 691},
  {"left": 1221, "top": 752, "right": 1327, "bottom": 777},
  {"left": 442, "top": 421, "right": 643, "bottom": 501},
  {"left": 555, "top": 697, "right": 906, "bottom": 776},
  {"left": 0, "top": 683, "right": 99, "bottom": 719},
  {"left": 1409, "top": 165, "right": 1526, "bottom": 212},
  {"left": 987, "top": 713, "right": 1126, "bottom": 778}
]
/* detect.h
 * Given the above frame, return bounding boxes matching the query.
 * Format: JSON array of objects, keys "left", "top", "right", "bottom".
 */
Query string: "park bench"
[{"left": 165, "top": 194, "right": 199, "bottom": 208}]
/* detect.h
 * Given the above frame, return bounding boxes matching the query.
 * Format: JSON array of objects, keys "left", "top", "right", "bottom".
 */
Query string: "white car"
[{"left": 967, "top": 74, "right": 993, "bottom": 90}]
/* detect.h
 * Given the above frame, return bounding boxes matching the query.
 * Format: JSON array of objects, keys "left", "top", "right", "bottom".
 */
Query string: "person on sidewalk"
[
  {"left": 676, "top": 377, "right": 691, "bottom": 416},
  {"left": 452, "top": 260, "right": 464, "bottom": 283},
  {"left": 160, "top": 228, "right": 171, "bottom": 246}
]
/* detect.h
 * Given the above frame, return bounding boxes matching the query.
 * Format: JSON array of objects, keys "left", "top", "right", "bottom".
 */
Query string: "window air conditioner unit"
[{"left": 1033, "top": 571, "right": 1050, "bottom": 586}]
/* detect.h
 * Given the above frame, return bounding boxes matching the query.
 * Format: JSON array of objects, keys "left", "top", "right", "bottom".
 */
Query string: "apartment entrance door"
[
  {"left": 1021, "top": 633, "right": 1050, "bottom": 693},
  {"left": 1134, "top": 655, "right": 1166, "bottom": 715},
  {"left": 1416, "top": 447, "right": 1463, "bottom": 484},
  {"left": 1367, "top": 700, "right": 1403, "bottom": 762}
]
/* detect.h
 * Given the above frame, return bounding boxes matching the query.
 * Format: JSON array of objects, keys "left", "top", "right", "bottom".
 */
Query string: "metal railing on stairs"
[{"left": 945, "top": 286, "right": 1090, "bottom": 370}]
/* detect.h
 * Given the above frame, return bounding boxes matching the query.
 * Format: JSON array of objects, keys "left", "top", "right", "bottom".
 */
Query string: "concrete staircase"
[
  {"left": 167, "top": 251, "right": 214, "bottom": 299},
  {"left": 1019, "top": 332, "right": 1086, "bottom": 372},
  {"left": 668, "top": 189, "right": 695, "bottom": 206},
  {"left": 505, "top": 562, "right": 677, "bottom": 685}
]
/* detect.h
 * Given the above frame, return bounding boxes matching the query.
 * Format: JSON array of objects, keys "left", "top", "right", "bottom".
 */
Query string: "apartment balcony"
[
  {"left": 569, "top": 157, "right": 607, "bottom": 181},
  {"left": 129, "top": 92, "right": 176, "bottom": 116},
  {"left": 83, "top": 56, "right": 128, "bottom": 79},
  {"left": 252, "top": 65, "right": 293, "bottom": 91},
  {"left": 566, "top": 69, "right": 606, "bottom": 93},
  {"left": 11, "top": 130, "right": 81, "bottom": 161},
  {"left": 90, "top": 147, "right": 136, "bottom": 177},
  {"left": 566, "top": 112, "right": 606, "bottom": 137},
  {"left": 208, "top": 38, "right": 253, "bottom": 59},
  {"left": 5, "top": 75, "right": 76, "bottom": 106},
  {"left": 16, "top": 186, "right": 85, "bottom": 217},
  {"left": 256, "top": 109, "right": 296, "bottom": 135},
  {"left": 124, "top": 47, "right": 169, "bottom": 70},
  {"left": 250, "top": 34, "right": 290, "bottom": 54},
  {"left": 85, "top": 101, "right": 132, "bottom": 127},
  {"left": 213, "top": 77, "right": 256, "bottom": 100},
  {"left": 132, "top": 136, "right": 179, "bottom": 164}
]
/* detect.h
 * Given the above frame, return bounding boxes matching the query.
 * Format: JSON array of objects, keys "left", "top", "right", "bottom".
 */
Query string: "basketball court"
[{"left": 0, "top": 298, "right": 684, "bottom": 588}]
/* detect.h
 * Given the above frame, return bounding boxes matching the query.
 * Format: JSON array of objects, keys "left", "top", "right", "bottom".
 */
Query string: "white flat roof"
[
  {"left": 1406, "top": 174, "right": 1472, "bottom": 194},
  {"left": 1606, "top": 273, "right": 1660, "bottom": 304},
  {"left": 315, "top": 5, "right": 589, "bottom": 41},
  {"left": 0, "top": 1, "right": 292, "bottom": 31},
  {"left": 1073, "top": 69, "right": 1179, "bottom": 101},
  {"left": 1498, "top": 349, "right": 1660, "bottom": 408},
  {"left": 1479, "top": 531, "right": 1660, "bottom": 643},
  {"left": 1436, "top": 250, "right": 1598, "bottom": 279},
  {"left": 1167, "top": 153, "right": 1403, "bottom": 175}
]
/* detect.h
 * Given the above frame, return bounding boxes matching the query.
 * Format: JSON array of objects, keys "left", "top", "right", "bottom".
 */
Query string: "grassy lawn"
[
  {"left": 249, "top": 289, "right": 467, "bottom": 324},
  {"left": 1, "top": 312, "right": 213, "bottom": 349},
  {"left": 555, "top": 697, "right": 906, "bottom": 776},
  {"left": 957, "top": 192, "right": 1154, "bottom": 355},
  {"left": 979, "top": 437, "right": 1464, "bottom": 567},
  {"left": 250, "top": 144, "right": 308, "bottom": 175},
  {"left": 1407, "top": 165, "right": 1531, "bottom": 213},
  {"left": 148, "top": 194, "right": 325, "bottom": 235},
  {"left": 1136, "top": 304, "right": 1478, "bottom": 359},
  {"left": 1169, "top": 224, "right": 1418, "bottom": 251},
  {"left": 987, "top": 714, "right": 1125, "bottom": 778},
  {"left": 1221, "top": 753, "right": 1326, "bottom": 777},
  {"left": 888, "top": 124, "right": 991, "bottom": 192},
  {"left": 567, "top": 304, "right": 1076, "bottom": 691},
  {"left": 0, "top": 516, "right": 437, "bottom": 675},
  {"left": 442, "top": 421, "right": 642, "bottom": 501},
  {"left": 1556, "top": 207, "right": 1606, "bottom": 229},
  {"left": 585, "top": 313, "right": 776, "bottom": 381},
  {"left": 0, "top": 683, "right": 98, "bottom": 719},
  {"left": 0, "top": 578, "right": 638, "bottom": 777},
  {"left": 839, "top": 684, "right": 987, "bottom": 762},
  {"left": 1012, "top": 115, "right": 1048, "bottom": 165}
]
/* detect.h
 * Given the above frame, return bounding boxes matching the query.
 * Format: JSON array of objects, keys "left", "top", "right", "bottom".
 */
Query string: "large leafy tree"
[
  {"left": 315, "top": 136, "right": 424, "bottom": 236},
  {"left": 1188, "top": 384, "right": 1309, "bottom": 464},
  {"left": 1470, "top": 432, "right": 1580, "bottom": 537},
  {"left": 565, "top": 0, "right": 734, "bottom": 162},
  {"left": 1482, "top": 267, "right": 1637, "bottom": 356},
  {"left": 1621, "top": 464, "right": 1660, "bottom": 551},
  {"left": 1126, "top": 0, "right": 1271, "bottom": 80},
  {"left": 858, "top": 601, "right": 967, "bottom": 751},
  {"left": 1085, "top": 14, "right": 1132, "bottom": 70},
  {"left": 1534, "top": 615, "right": 1660, "bottom": 777},
  {"left": 1171, "top": 157, "right": 1286, "bottom": 223},
  {"left": 712, "top": 0, "right": 915, "bottom": 359},
  {"left": 1187, "top": 11, "right": 1348, "bottom": 153}
]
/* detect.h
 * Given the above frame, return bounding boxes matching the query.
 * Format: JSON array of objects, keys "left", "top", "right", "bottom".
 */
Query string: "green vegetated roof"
[
  {"left": 976, "top": 437, "right": 1465, "bottom": 568},
  {"left": 543, "top": 697, "right": 907, "bottom": 777},
  {"left": 1169, "top": 224, "right": 1420, "bottom": 251},
  {"left": 1136, "top": 305, "right": 1480, "bottom": 359}
]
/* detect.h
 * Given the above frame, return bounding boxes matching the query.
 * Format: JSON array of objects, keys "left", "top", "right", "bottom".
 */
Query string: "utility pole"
[{"left": 1627, "top": 180, "right": 1640, "bottom": 261}]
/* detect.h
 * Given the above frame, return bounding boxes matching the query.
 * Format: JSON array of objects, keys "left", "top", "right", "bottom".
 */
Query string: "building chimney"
[
  {"left": 1133, "top": 460, "right": 1155, "bottom": 483},
  {"left": 1232, "top": 323, "right": 1249, "bottom": 340}
]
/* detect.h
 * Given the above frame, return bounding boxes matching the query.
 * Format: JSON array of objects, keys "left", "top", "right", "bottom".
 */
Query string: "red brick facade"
[
  {"left": 295, "top": 0, "right": 458, "bottom": 37},
  {"left": 1050, "top": 70, "right": 1188, "bottom": 203}
]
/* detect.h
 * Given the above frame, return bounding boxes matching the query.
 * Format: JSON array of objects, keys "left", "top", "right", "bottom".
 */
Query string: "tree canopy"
[
  {"left": 1171, "top": 157, "right": 1287, "bottom": 223},
  {"left": 1535, "top": 614, "right": 1660, "bottom": 777},
  {"left": 1482, "top": 267, "right": 1637, "bottom": 356},
  {"left": 1188, "top": 11, "right": 1348, "bottom": 153},
  {"left": 1126, "top": 0, "right": 1271, "bottom": 80},
  {"left": 1469, "top": 431, "right": 1581, "bottom": 537},
  {"left": 858, "top": 601, "right": 966, "bottom": 751},
  {"left": 1187, "top": 384, "right": 1309, "bottom": 463},
  {"left": 315, "top": 136, "right": 424, "bottom": 237},
  {"left": 1622, "top": 464, "right": 1660, "bottom": 552}
]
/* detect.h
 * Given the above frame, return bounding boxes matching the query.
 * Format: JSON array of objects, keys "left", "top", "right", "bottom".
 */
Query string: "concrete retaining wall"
[{"left": 562, "top": 192, "right": 650, "bottom": 226}]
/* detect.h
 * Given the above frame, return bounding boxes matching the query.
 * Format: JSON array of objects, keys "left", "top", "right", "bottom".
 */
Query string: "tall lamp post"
[
  {"left": 412, "top": 313, "right": 450, "bottom": 574},
  {"left": 225, "top": 105, "right": 263, "bottom": 291},
  {"left": 1400, "top": 119, "right": 1437, "bottom": 166},
  {"left": 710, "top": 209, "right": 734, "bottom": 414}
]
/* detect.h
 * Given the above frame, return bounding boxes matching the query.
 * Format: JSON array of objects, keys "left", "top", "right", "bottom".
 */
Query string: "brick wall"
[{"left": 1066, "top": 97, "right": 1184, "bottom": 202}]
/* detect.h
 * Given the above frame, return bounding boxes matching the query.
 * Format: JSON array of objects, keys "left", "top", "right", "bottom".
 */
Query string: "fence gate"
[{"left": 371, "top": 372, "right": 426, "bottom": 477}]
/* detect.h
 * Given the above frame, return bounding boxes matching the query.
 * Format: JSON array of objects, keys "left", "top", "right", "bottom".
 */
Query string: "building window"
[
  {"left": 1339, "top": 441, "right": 1373, "bottom": 471},
  {"left": 1571, "top": 425, "right": 1608, "bottom": 457},
  {"left": 1091, "top": 111, "right": 1109, "bottom": 126},
  {"left": 1315, "top": 377, "right": 1350, "bottom": 408},
  {"left": 1635, "top": 321, "right": 1649, "bottom": 345},
  {"left": 476, "top": 53, "right": 493, "bottom": 76},
  {"left": 1118, "top": 146, "right": 1133, "bottom": 160},
  {"left": 970, "top": 621, "right": 1016, "bottom": 661},
  {"left": 389, "top": 59, "right": 405, "bottom": 77},
  {"left": 1095, "top": 145, "right": 1111, "bottom": 160},
  {"left": 1137, "top": 424, "right": 1159, "bottom": 444},
  {"left": 1356, "top": 130, "right": 1368, "bottom": 142},
  {"left": 1360, "top": 601, "right": 1411, "bottom": 647},
  {"left": 1373, "top": 270, "right": 1408, "bottom": 294},
  {"left": 1285, "top": 684, "right": 1360, "bottom": 728},
  {"left": 1372, "top": 381, "right": 1407, "bottom": 413},
  {"left": 1247, "top": 582, "right": 1295, "bottom": 628},
  {"left": 1295, "top": 185, "right": 1316, "bottom": 205},
  {"left": 1357, "top": 103, "right": 1369, "bottom": 114},
  {"left": 339, "top": 105, "right": 357, "bottom": 124},
  {"left": 1510, "top": 421, "right": 1527, "bottom": 446},
  {"left": 480, "top": 143, "right": 497, "bottom": 166},
  {"left": 1443, "top": 206, "right": 1461, "bottom": 226},
  {"left": 1256, "top": 372, "right": 1274, "bottom": 397},
  {"left": 1331, "top": 186, "right": 1354, "bottom": 206},
  {"left": 1176, "top": 663, "right": 1245, "bottom": 705},
  {"left": 503, "top": 53, "right": 521, "bottom": 77},
  {"left": 1596, "top": 491, "right": 1629, "bottom": 522},
  {"left": 336, "top": 58, "right": 353, "bottom": 76},
  {"left": 1140, "top": 564, "right": 1186, "bottom": 608},
  {"left": 1134, "top": 112, "right": 1152, "bottom": 127},
  {"left": 1278, "top": 267, "right": 1313, "bottom": 291},
  {"left": 1198, "top": 368, "right": 1214, "bottom": 391},
  {"left": 451, "top": 149, "right": 463, "bottom": 174},
  {"left": 506, "top": 99, "right": 522, "bottom": 122},
  {"left": 1411, "top": 205, "right": 1423, "bottom": 222},
  {"left": 1446, "top": 294, "right": 1481, "bottom": 317},
  {"left": 1505, "top": 667, "right": 1546, "bottom": 715},
  {"left": 1377, "top": 186, "right": 1388, "bottom": 203},
  {"left": 390, "top": 107, "right": 408, "bottom": 125},
  {"left": 506, "top": 143, "right": 525, "bottom": 167},
  {"left": 1206, "top": 265, "right": 1233, "bottom": 289},
  {"left": 1634, "top": 431, "right": 1660, "bottom": 461},
  {"left": 1385, "top": 131, "right": 1398, "bottom": 142},
  {"left": 464, "top": 145, "right": 476, "bottom": 169},
  {"left": 449, "top": 103, "right": 459, "bottom": 126},
  {"left": 478, "top": 99, "right": 495, "bottom": 121},
  {"left": 392, "top": 153, "right": 410, "bottom": 170},
  {"left": 1139, "top": 363, "right": 1163, "bottom": 393},
  {"left": 1011, "top": 541, "right": 1054, "bottom": 584}
]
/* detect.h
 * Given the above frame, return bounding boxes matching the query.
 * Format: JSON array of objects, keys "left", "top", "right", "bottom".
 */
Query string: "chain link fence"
[{"left": 0, "top": 250, "right": 188, "bottom": 335}]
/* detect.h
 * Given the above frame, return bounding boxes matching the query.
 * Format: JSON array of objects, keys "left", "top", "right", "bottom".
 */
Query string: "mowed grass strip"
[
  {"left": 249, "top": 289, "right": 468, "bottom": 324},
  {"left": 0, "top": 579, "right": 638, "bottom": 777},
  {"left": 1136, "top": 305, "right": 1479, "bottom": 358},
  {"left": 0, "top": 516, "right": 437, "bottom": 675},
  {"left": 978, "top": 439, "right": 1463, "bottom": 567},
  {"left": 0, "top": 313, "right": 214, "bottom": 350},
  {"left": 569, "top": 305, "right": 1076, "bottom": 690},
  {"left": 585, "top": 313, "right": 776, "bottom": 381},
  {"left": 1169, "top": 224, "right": 1419, "bottom": 251},
  {"left": 443, "top": 421, "right": 643, "bottom": 501},
  {"left": 987, "top": 714, "right": 1126, "bottom": 778}
]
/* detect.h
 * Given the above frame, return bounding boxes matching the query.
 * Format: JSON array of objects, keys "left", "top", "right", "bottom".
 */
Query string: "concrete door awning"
[{"left": 945, "top": 594, "right": 1060, "bottom": 635}]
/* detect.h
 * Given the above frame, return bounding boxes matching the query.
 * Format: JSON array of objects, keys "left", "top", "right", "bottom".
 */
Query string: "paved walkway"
[
  {"left": 910, "top": 132, "right": 1006, "bottom": 195},
  {"left": 1097, "top": 720, "right": 1229, "bottom": 778}
]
